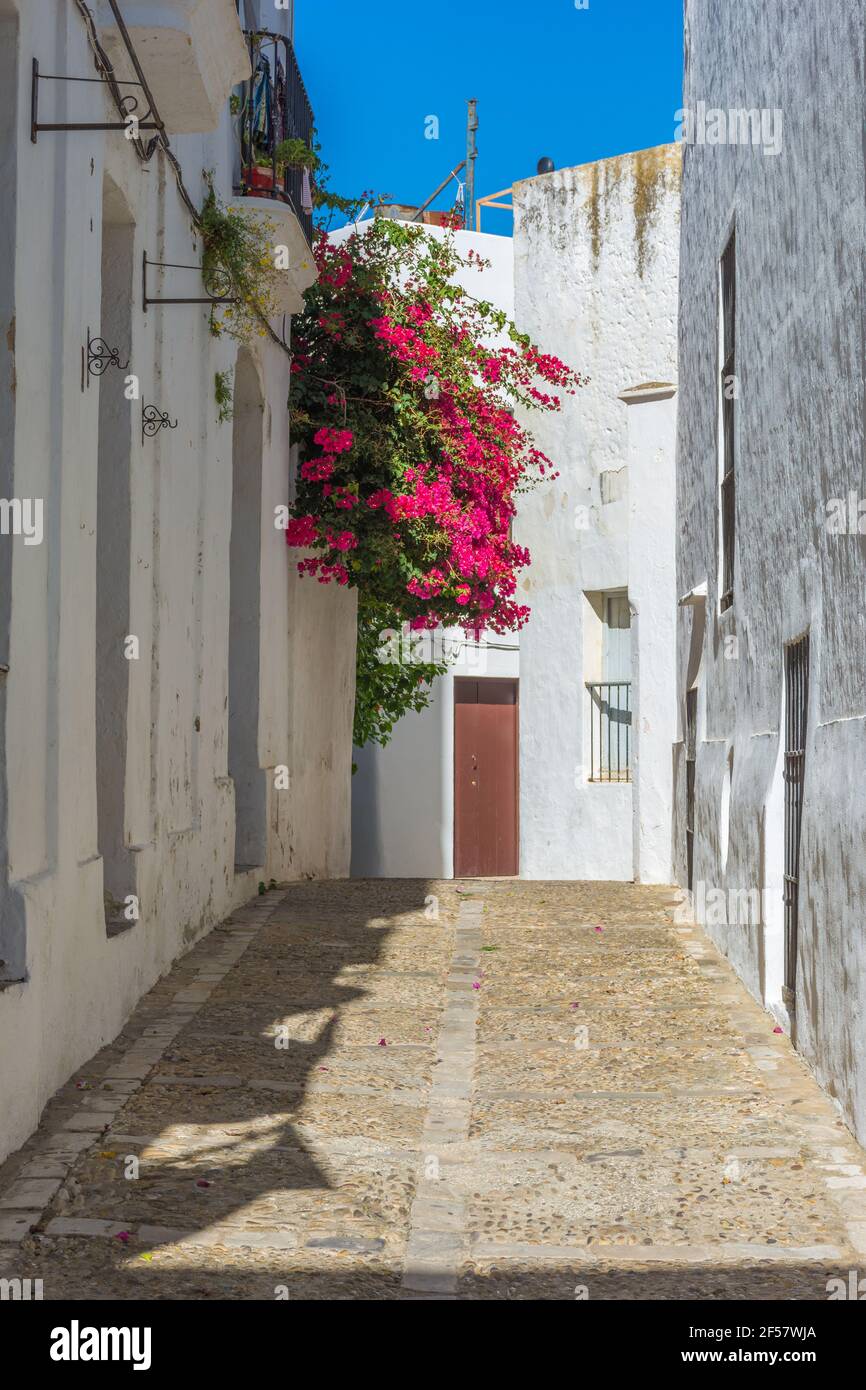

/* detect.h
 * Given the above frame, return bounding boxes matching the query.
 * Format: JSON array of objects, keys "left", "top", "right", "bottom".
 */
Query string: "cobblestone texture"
[{"left": 0, "top": 878, "right": 864, "bottom": 1300}]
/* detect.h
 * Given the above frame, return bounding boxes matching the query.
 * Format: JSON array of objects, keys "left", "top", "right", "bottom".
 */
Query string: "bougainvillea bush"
[{"left": 287, "top": 217, "right": 585, "bottom": 639}]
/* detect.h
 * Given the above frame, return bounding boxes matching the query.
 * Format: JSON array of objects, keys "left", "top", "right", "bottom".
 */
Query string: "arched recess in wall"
[
  {"left": 96, "top": 173, "right": 137, "bottom": 936},
  {"left": 720, "top": 746, "right": 733, "bottom": 872},
  {"left": 228, "top": 348, "right": 267, "bottom": 871},
  {"left": 681, "top": 589, "right": 706, "bottom": 895},
  {"left": 0, "top": 0, "right": 21, "bottom": 981}
]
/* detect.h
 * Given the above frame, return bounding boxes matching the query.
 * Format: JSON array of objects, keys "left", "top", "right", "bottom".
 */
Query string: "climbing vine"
[{"left": 287, "top": 218, "right": 585, "bottom": 639}]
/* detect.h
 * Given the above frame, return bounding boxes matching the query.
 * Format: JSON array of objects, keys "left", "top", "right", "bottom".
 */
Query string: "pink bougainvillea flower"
[
  {"left": 594, "top": 925, "right": 604, "bottom": 933},
  {"left": 286, "top": 223, "right": 585, "bottom": 636},
  {"left": 313, "top": 426, "right": 354, "bottom": 454},
  {"left": 472, "top": 981, "right": 481, "bottom": 991},
  {"left": 378, "top": 1037, "right": 387, "bottom": 1046},
  {"left": 115, "top": 1231, "right": 131, "bottom": 1244},
  {"left": 284, "top": 514, "right": 318, "bottom": 548},
  {"left": 773, "top": 1026, "right": 784, "bottom": 1034},
  {"left": 300, "top": 457, "right": 335, "bottom": 483},
  {"left": 570, "top": 1002, "right": 580, "bottom": 1010}
]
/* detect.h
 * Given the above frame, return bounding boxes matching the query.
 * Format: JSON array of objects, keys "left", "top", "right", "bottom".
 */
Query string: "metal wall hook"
[
  {"left": 82, "top": 328, "right": 130, "bottom": 391},
  {"left": 142, "top": 403, "right": 179, "bottom": 445},
  {"left": 31, "top": 59, "right": 159, "bottom": 143},
  {"left": 142, "top": 252, "right": 236, "bottom": 311}
]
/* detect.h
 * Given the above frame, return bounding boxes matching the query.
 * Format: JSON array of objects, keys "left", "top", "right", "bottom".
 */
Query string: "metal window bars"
[
  {"left": 783, "top": 634, "right": 809, "bottom": 1006},
  {"left": 238, "top": 29, "right": 315, "bottom": 249},
  {"left": 586, "top": 681, "right": 632, "bottom": 783}
]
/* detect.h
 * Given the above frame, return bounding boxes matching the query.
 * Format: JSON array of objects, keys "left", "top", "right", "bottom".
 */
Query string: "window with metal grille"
[
  {"left": 719, "top": 231, "right": 736, "bottom": 611},
  {"left": 586, "top": 595, "right": 632, "bottom": 783},
  {"left": 783, "top": 635, "right": 809, "bottom": 1005}
]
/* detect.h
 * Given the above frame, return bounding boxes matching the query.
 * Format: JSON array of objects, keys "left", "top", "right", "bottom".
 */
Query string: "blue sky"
[{"left": 295, "top": 0, "right": 684, "bottom": 233}]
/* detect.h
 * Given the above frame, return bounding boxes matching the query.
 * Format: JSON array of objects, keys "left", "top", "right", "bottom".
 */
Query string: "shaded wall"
[{"left": 675, "top": 0, "right": 866, "bottom": 1140}]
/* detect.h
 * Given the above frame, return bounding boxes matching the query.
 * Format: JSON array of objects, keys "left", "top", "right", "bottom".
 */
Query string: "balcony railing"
[
  {"left": 586, "top": 681, "right": 632, "bottom": 783},
  {"left": 237, "top": 29, "right": 315, "bottom": 248}
]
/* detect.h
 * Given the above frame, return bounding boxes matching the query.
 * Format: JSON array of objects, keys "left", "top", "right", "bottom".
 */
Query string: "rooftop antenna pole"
[
  {"left": 465, "top": 98, "right": 478, "bottom": 230},
  {"left": 410, "top": 161, "right": 466, "bottom": 222}
]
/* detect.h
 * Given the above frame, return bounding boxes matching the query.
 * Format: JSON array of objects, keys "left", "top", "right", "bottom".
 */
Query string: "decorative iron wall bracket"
[
  {"left": 81, "top": 328, "right": 129, "bottom": 392},
  {"left": 142, "top": 252, "right": 235, "bottom": 311},
  {"left": 142, "top": 403, "right": 178, "bottom": 446},
  {"left": 30, "top": 59, "right": 160, "bottom": 143}
]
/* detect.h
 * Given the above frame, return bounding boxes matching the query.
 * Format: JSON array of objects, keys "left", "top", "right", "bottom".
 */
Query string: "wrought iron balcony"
[
  {"left": 586, "top": 681, "right": 632, "bottom": 783},
  {"left": 236, "top": 29, "right": 315, "bottom": 250}
]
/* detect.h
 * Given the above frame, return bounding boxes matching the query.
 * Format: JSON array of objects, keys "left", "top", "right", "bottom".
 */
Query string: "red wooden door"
[{"left": 454, "top": 678, "right": 518, "bottom": 877}]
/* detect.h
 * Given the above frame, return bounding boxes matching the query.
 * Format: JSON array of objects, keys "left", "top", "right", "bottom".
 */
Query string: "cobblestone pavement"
[{"left": 2, "top": 878, "right": 866, "bottom": 1300}]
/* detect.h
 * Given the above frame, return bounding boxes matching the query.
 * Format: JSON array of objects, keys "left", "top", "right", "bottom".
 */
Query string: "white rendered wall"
[
  {"left": 626, "top": 390, "right": 678, "bottom": 884},
  {"left": 0, "top": 1, "right": 356, "bottom": 1163},
  {"left": 513, "top": 146, "right": 680, "bottom": 881}
]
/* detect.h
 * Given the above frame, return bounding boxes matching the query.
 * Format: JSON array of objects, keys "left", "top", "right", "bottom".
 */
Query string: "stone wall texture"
[{"left": 675, "top": 0, "right": 866, "bottom": 1143}]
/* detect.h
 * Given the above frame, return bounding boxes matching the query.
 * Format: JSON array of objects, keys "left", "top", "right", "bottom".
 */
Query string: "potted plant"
[
  {"left": 241, "top": 137, "right": 319, "bottom": 198},
  {"left": 273, "top": 138, "right": 319, "bottom": 174},
  {"left": 242, "top": 155, "right": 279, "bottom": 193}
]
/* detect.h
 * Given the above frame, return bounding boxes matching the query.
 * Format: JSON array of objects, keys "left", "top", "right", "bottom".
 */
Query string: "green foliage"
[
  {"left": 214, "top": 369, "right": 234, "bottom": 424},
  {"left": 199, "top": 176, "right": 280, "bottom": 343},
  {"left": 273, "top": 137, "right": 320, "bottom": 173},
  {"left": 353, "top": 599, "right": 449, "bottom": 752},
  {"left": 289, "top": 218, "right": 581, "bottom": 748}
]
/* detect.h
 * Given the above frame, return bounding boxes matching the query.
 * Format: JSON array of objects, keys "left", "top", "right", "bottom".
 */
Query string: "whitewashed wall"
[
  {"left": 625, "top": 386, "right": 678, "bottom": 884},
  {"left": 675, "top": 0, "right": 866, "bottom": 1143},
  {"left": 349, "top": 228, "right": 518, "bottom": 880},
  {"left": 513, "top": 146, "right": 680, "bottom": 881},
  {"left": 0, "top": 0, "right": 356, "bottom": 1164}
]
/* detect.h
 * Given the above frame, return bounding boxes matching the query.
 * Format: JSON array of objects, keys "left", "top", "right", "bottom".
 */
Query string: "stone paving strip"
[
  {"left": 401, "top": 895, "right": 483, "bottom": 1297},
  {"left": 0, "top": 879, "right": 864, "bottom": 1298}
]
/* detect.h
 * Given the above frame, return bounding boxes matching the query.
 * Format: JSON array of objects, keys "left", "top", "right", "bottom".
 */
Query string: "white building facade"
[
  {"left": 674, "top": 0, "right": 866, "bottom": 1144},
  {"left": 0, "top": 0, "right": 356, "bottom": 1164},
  {"left": 514, "top": 146, "right": 681, "bottom": 883}
]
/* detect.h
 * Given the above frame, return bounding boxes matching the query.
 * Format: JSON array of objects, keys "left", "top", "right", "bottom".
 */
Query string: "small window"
[{"left": 586, "top": 592, "right": 632, "bottom": 783}]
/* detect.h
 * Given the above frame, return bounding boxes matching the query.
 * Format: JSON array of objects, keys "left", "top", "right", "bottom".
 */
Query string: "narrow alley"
[{"left": 1, "top": 880, "right": 864, "bottom": 1301}]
